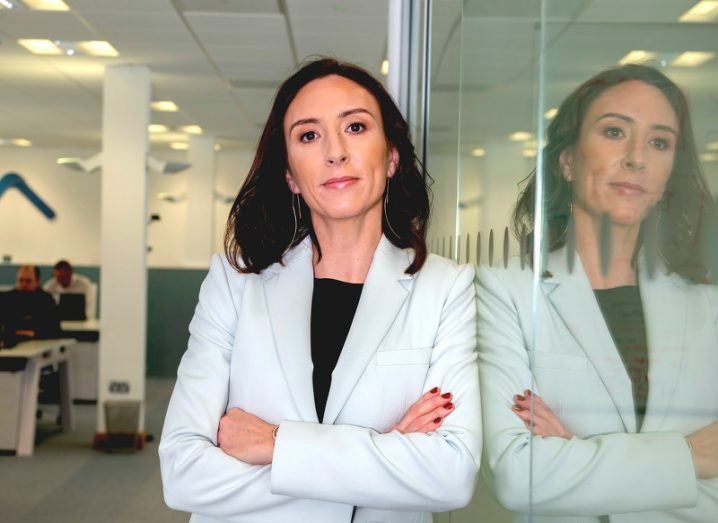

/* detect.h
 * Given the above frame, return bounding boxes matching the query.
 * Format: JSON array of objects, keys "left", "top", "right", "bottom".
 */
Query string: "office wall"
[{"left": 0, "top": 146, "right": 253, "bottom": 268}]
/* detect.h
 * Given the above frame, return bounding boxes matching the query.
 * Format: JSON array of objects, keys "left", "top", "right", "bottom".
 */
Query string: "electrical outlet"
[{"left": 109, "top": 381, "right": 130, "bottom": 393}]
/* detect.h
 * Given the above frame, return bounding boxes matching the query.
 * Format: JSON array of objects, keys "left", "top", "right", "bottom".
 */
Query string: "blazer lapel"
[
  {"left": 263, "top": 239, "right": 318, "bottom": 422},
  {"left": 543, "top": 247, "right": 637, "bottom": 432},
  {"left": 639, "top": 254, "right": 686, "bottom": 432},
  {"left": 322, "top": 236, "right": 413, "bottom": 424}
]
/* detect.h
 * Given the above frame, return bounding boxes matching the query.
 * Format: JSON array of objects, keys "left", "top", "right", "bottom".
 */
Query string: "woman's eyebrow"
[
  {"left": 289, "top": 108, "right": 376, "bottom": 134},
  {"left": 594, "top": 112, "right": 677, "bottom": 135},
  {"left": 339, "top": 107, "right": 375, "bottom": 120}
]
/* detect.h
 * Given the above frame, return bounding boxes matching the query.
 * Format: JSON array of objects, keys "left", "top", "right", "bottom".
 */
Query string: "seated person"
[
  {"left": 43, "top": 259, "right": 95, "bottom": 320},
  {"left": 2, "top": 265, "right": 61, "bottom": 343}
]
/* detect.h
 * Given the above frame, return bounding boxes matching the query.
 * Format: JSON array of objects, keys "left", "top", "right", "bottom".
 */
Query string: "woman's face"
[
  {"left": 283, "top": 74, "right": 398, "bottom": 224},
  {"left": 561, "top": 80, "right": 678, "bottom": 227}
]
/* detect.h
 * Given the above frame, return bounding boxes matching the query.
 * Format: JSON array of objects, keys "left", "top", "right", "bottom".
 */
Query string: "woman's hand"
[
  {"left": 389, "top": 386, "right": 455, "bottom": 434},
  {"left": 217, "top": 408, "right": 277, "bottom": 465},
  {"left": 687, "top": 421, "right": 718, "bottom": 479},
  {"left": 512, "top": 389, "right": 573, "bottom": 439}
]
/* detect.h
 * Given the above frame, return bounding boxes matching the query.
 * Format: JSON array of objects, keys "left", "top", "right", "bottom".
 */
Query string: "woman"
[
  {"left": 477, "top": 64, "right": 718, "bottom": 522},
  {"left": 159, "top": 58, "right": 481, "bottom": 523}
]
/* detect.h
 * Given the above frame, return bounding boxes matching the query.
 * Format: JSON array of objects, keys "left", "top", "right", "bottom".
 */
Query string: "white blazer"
[
  {"left": 159, "top": 236, "right": 481, "bottom": 523},
  {"left": 477, "top": 246, "right": 718, "bottom": 523}
]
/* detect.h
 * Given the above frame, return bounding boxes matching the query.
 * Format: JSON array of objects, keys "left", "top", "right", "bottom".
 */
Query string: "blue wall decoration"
[{"left": 0, "top": 172, "right": 56, "bottom": 219}]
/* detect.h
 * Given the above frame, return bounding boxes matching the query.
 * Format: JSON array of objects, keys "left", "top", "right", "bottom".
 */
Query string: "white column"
[
  {"left": 185, "top": 134, "right": 216, "bottom": 266},
  {"left": 96, "top": 65, "right": 150, "bottom": 436}
]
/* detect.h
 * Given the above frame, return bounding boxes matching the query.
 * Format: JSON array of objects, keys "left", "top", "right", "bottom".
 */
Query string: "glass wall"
[{"left": 423, "top": 0, "right": 718, "bottom": 521}]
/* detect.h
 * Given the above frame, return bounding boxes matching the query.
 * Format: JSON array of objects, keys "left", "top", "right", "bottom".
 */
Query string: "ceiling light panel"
[
  {"left": 77, "top": 40, "right": 119, "bottom": 57},
  {"left": 679, "top": 1, "right": 718, "bottom": 22},
  {"left": 509, "top": 131, "right": 532, "bottom": 142},
  {"left": 180, "top": 125, "right": 202, "bottom": 135},
  {"left": 671, "top": 51, "right": 715, "bottom": 67},
  {"left": 23, "top": 0, "right": 69, "bottom": 10},
  {"left": 618, "top": 50, "right": 657, "bottom": 65},
  {"left": 151, "top": 101, "right": 178, "bottom": 112},
  {"left": 18, "top": 38, "right": 62, "bottom": 54}
]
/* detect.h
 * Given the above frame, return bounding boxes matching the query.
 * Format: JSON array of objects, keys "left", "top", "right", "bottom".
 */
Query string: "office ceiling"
[
  {"left": 0, "top": 0, "right": 389, "bottom": 149},
  {"left": 0, "top": 0, "right": 716, "bottom": 160}
]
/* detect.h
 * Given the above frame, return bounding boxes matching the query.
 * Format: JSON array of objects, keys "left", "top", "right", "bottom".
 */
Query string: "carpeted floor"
[{"left": 0, "top": 377, "right": 189, "bottom": 523}]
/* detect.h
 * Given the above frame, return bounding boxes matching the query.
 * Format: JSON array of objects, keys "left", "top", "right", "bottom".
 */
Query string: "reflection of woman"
[
  {"left": 159, "top": 59, "right": 480, "bottom": 523},
  {"left": 478, "top": 65, "right": 718, "bottom": 521}
]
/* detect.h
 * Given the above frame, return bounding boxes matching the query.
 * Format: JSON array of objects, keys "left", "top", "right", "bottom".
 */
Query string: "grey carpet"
[{"left": 0, "top": 377, "right": 189, "bottom": 523}]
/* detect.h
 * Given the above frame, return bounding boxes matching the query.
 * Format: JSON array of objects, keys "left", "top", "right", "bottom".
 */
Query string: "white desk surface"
[
  {"left": 0, "top": 338, "right": 78, "bottom": 358},
  {"left": 61, "top": 319, "right": 100, "bottom": 332}
]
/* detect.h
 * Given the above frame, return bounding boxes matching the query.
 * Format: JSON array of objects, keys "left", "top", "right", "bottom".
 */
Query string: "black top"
[
  {"left": 310, "top": 278, "right": 363, "bottom": 422},
  {"left": 594, "top": 285, "right": 649, "bottom": 430}
]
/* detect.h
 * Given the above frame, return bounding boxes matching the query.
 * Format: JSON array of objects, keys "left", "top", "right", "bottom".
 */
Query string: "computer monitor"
[{"left": 58, "top": 293, "right": 86, "bottom": 321}]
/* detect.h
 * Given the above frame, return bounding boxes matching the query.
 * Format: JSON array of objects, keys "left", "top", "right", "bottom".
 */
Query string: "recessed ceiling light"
[
  {"left": 180, "top": 125, "right": 202, "bottom": 135},
  {"left": 214, "top": 144, "right": 221, "bottom": 152},
  {"left": 470, "top": 148, "right": 486, "bottom": 157},
  {"left": 381, "top": 59, "right": 389, "bottom": 76},
  {"left": 18, "top": 39, "right": 62, "bottom": 55},
  {"left": 544, "top": 107, "right": 558, "bottom": 119},
  {"left": 152, "top": 100, "right": 178, "bottom": 112},
  {"left": 11, "top": 138, "right": 32, "bottom": 147},
  {"left": 700, "top": 152, "right": 718, "bottom": 162},
  {"left": 170, "top": 142, "right": 188, "bottom": 150},
  {"left": 509, "top": 131, "right": 532, "bottom": 142},
  {"left": 148, "top": 124, "right": 169, "bottom": 133},
  {"left": 77, "top": 41, "right": 119, "bottom": 57},
  {"left": 679, "top": 1, "right": 718, "bottom": 22},
  {"left": 706, "top": 141, "right": 718, "bottom": 151},
  {"left": 670, "top": 51, "right": 715, "bottom": 67},
  {"left": 522, "top": 149, "right": 537, "bottom": 158},
  {"left": 618, "top": 50, "right": 657, "bottom": 65},
  {"left": 23, "top": 0, "right": 69, "bottom": 10}
]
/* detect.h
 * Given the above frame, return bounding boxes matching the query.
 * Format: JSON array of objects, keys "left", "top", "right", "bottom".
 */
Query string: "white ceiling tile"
[{"left": 0, "top": 11, "right": 96, "bottom": 40}]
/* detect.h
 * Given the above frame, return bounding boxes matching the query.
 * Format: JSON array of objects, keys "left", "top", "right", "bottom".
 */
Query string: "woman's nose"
[
  {"left": 325, "top": 134, "right": 349, "bottom": 166},
  {"left": 620, "top": 138, "right": 646, "bottom": 172}
]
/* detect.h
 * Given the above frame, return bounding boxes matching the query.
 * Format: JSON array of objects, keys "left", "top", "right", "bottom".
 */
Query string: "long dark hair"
[
  {"left": 512, "top": 64, "right": 713, "bottom": 281},
  {"left": 224, "top": 58, "right": 431, "bottom": 275}
]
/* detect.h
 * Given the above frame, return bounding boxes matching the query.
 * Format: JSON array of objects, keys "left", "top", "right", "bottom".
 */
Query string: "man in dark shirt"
[{"left": 1, "top": 265, "right": 61, "bottom": 343}]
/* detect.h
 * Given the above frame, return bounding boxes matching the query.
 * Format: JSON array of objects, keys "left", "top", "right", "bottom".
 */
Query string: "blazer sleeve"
[
  {"left": 158, "top": 255, "right": 297, "bottom": 519},
  {"left": 269, "top": 264, "right": 481, "bottom": 512},
  {"left": 476, "top": 265, "right": 698, "bottom": 516}
]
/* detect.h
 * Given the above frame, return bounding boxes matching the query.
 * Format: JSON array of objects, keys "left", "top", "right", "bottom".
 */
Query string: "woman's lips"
[
  {"left": 610, "top": 182, "right": 646, "bottom": 195},
  {"left": 323, "top": 176, "right": 359, "bottom": 189}
]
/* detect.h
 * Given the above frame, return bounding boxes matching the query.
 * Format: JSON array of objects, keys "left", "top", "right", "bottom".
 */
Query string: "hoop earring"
[
  {"left": 283, "top": 193, "right": 300, "bottom": 255},
  {"left": 557, "top": 181, "right": 573, "bottom": 245},
  {"left": 384, "top": 180, "right": 400, "bottom": 239}
]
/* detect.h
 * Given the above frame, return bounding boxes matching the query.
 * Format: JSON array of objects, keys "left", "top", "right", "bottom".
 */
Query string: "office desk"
[
  {"left": 61, "top": 320, "right": 100, "bottom": 402},
  {"left": 0, "top": 338, "right": 77, "bottom": 456}
]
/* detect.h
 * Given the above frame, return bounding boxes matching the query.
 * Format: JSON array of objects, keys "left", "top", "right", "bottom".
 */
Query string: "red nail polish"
[
  {"left": 516, "top": 394, "right": 525, "bottom": 401},
  {"left": 441, "top": 392, "right": 451, "bottom": 399},
  {"left": 513, "top": 405, "right": 523, "bottom": 412},
  {"left": 444, "top": 402, "right": 454, "bottom": 410},
  {"left": 430, "top": 387, "right": 439, "bottom": 394},
  {"left": 526, "top": 390, "right": 532, "bottom": 397},
  {"left": 433, "top": 417, "right": 441, "bottom": 423}
]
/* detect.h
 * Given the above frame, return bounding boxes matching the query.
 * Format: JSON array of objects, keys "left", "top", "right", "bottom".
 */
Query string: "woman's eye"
[
  {"left": 650, "top": 137, "right": 670, "bottom": 151},
  {"left": 300, "top": 131, "right": 317, "bottom": 143},
  {"left": 347, "top": 122, "right": 365, "bottom": 133},
  {"left": 604, "top": 127, "right": 624, "bottom": 139}
]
